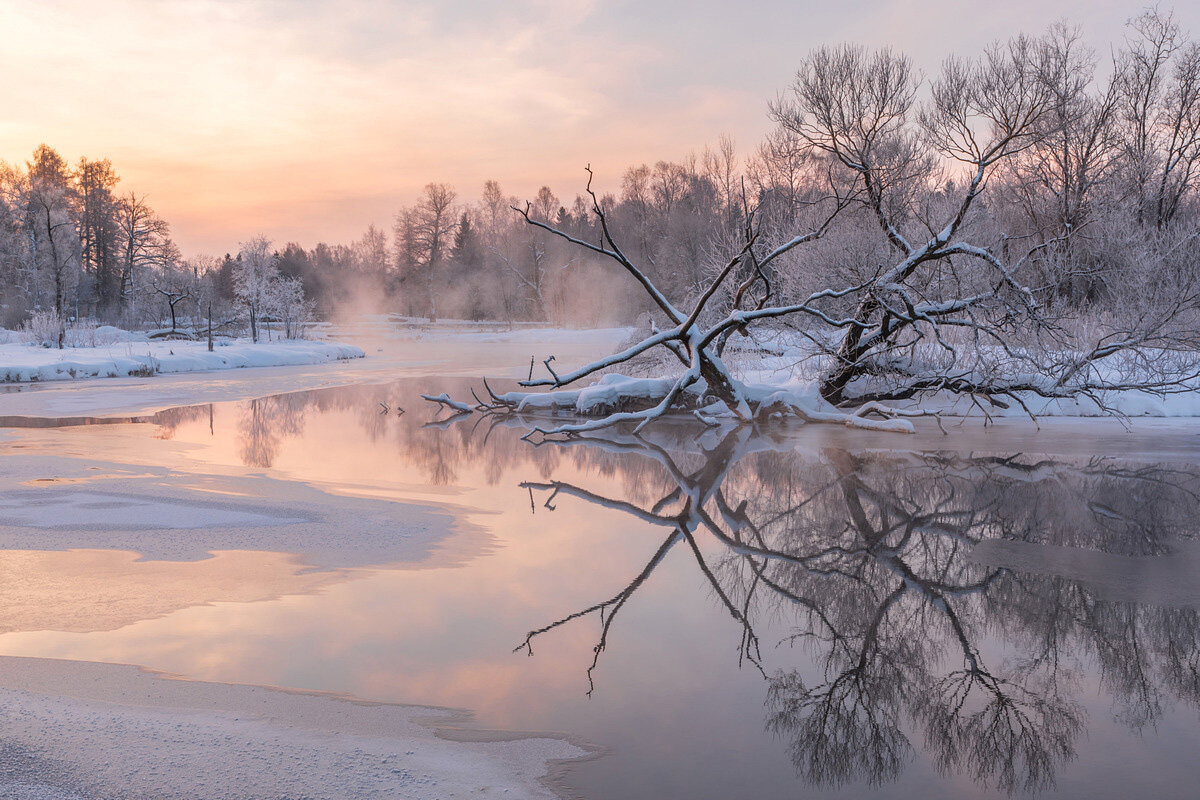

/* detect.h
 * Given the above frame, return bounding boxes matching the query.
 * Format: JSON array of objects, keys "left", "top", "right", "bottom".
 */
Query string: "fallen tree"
[{"left": 424, "top": 34, "right": 1200, "bottom": 436}]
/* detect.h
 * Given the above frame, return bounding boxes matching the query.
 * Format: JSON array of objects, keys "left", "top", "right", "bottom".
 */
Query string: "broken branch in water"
[{"left": 420, "top": 393, "right": 473, "bottom": 414}]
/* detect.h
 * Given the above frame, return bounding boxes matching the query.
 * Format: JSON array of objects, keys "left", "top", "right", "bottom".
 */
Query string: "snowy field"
[{"left": 0, "top": 332, "right": 364, "bottom": 383}]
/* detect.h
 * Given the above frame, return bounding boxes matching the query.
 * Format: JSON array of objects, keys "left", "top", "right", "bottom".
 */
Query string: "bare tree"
[
  {"left": 116, "top": 193, "right": 175, "bottom": 321},
  {"left": 152, "top": 277, "right": 192, "bottom": 337},
  {"left": 998, "top": 23, "right": 1122, "bottom": 303},
  {"left": 776, "top": 38, "right": 1053, "bottom": 405},
  {"left": 1117, "top": 8, "right": 1200, "bottom": 229},
  {"left": 407, "top": 183, "right": 457, "bottom": 321},
  {"left": 490, "top": 186, "right": 576, "bottom": 319}
]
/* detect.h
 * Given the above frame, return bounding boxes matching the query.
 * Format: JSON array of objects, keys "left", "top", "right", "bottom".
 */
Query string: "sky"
[{"left": 2, "top": 0, "right": 1198, "bottom": 255}]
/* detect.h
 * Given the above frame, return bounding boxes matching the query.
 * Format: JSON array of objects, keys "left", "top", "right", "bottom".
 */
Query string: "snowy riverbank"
[
  {"left": 0, "top": 657, "right": 587, "bottom": 800},
  {"left": 586, "top": 326, "right": 1200, "bottom": 421},
  {"left": 0, "top": 338, "right": 365, "bottom": 383},
  {"left": 735, "top": 348, "right": 1200, "bottom": 419}
]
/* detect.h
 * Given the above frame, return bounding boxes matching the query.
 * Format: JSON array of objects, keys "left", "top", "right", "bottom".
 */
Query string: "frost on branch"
[{"left": 418, "top": 163, "right": 926, "bottom": 436}]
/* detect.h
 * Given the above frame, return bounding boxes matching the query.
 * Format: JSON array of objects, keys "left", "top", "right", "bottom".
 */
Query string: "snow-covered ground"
[
  {"left": 0, "top": 335, "right": 365, "bottom": 383},
  {"left": 736, "top": 348, "right": 1200, "bottom": 419},
  {"left": 0, "top": 656, "right": 587, "bottom": 800},
  {"left": 623, "top": 327, "right": 1200, "bottom": 420}
]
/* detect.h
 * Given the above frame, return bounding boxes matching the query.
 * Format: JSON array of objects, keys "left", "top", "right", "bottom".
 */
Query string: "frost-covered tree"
[
  {"left": 428, "top": 23, "right": 1200, "bottom": 435},
  {"left": 0, "top": 147, "right": 178, "bottom": 329},
  {"left": 25, "top": 145, "right": 81, "bottom": 334},
  {"left": 234, "top": 235, "right": 279, "bottom": 342},
  {"left": 75, "top": 157, "right": 122, "bottom": 316},
  {"left": 354, "top": 223, "right": 389, "bottom": 277},
  {"left": 410, "top": 183, "right": 456, "bottom": 321},
  {"left": 0, "top": 161, "right": 34, "bottom": 327},
  {"left": 265, "top": 275, "right": 312, "bottom": 339},
  {"left": 151, "top": 264, "right": 194, "bottom": 337},
  {"left": 1117, "top": 8, "right": 1200, "bottom": 229}
]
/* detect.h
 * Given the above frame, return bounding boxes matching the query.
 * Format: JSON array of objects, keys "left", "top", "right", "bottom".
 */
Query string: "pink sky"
[{"left": 2, "top": 0, "right": 1196, "bottom": 255}]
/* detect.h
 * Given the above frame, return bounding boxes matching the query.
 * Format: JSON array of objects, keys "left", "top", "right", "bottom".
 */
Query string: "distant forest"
[{"left": 2, "top": 7, "right": 1199, "bottom": 336}]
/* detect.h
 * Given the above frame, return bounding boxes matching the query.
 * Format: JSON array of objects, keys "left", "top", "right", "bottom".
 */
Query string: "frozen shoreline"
[
  {"left": 0, "top": 338, "right": 365, "bottom": 383},
  {"left": 0, "top": 426, "right": 592, "bottom": 800},
  {"left": 0, "top": 656, "right": 591, "bottom": 800},
  {"left": 0, "top": 324, "right": 634, "bottom": 419}
]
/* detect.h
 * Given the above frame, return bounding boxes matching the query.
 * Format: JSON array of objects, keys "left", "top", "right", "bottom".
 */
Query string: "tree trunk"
[
  {"left": 697, "top": 349, "right": 746, "bottom": 418},
  {"left": 427, "top": 273, "right": 437, "bottom": 323},
  {"left": 819, "top": 297, "right": 878, "bottom": 405}
]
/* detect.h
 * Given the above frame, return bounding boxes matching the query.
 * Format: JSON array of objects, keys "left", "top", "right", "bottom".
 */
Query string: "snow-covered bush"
[
  {"left": 18, "top": 314, "right": 141, "bottom": 348},
  {"left": 22, "top": 310, "right": 67, "bottom": 347}
]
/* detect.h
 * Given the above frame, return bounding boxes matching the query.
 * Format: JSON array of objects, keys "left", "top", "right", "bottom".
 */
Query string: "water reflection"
[
  {"left": 8, "top": 381, "right": 1200, "bottom": 798},
  {"left": 511, "top": 425, "right": 1200, "bottom": 794},
  {"left": 150, "top": 380, "right": 666, "bottom": 490}
]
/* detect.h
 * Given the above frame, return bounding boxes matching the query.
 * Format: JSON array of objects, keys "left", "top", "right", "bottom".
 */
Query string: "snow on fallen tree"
[
  {"left": 423, "top": 37, "right": 1200, "bottom": 436},
  {"left": 419, "top": 392, "right": 474, "bottom": 414}
]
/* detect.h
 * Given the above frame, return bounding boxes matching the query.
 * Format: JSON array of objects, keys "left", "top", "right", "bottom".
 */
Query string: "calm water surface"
[{"left": 2, "top": 377, "right": 1200, "bottom": 799}]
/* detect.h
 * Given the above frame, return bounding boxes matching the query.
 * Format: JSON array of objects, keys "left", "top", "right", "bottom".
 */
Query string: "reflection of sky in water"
[{"left": 1, "top": 379, "right": 1200, "bottom": 799}]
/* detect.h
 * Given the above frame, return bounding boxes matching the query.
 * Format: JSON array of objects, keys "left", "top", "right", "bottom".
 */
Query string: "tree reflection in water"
[
  {"left": 145, "top": 382, "right": 1200, "bottom": 793},
  {"left": 515, "top": 425, "right": 1200, "bottom": 794}
]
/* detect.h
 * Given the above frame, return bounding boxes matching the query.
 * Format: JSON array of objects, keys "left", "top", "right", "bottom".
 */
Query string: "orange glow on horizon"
[{"left": 3, "top": 0, "right": 1197, "bottom": 254}]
